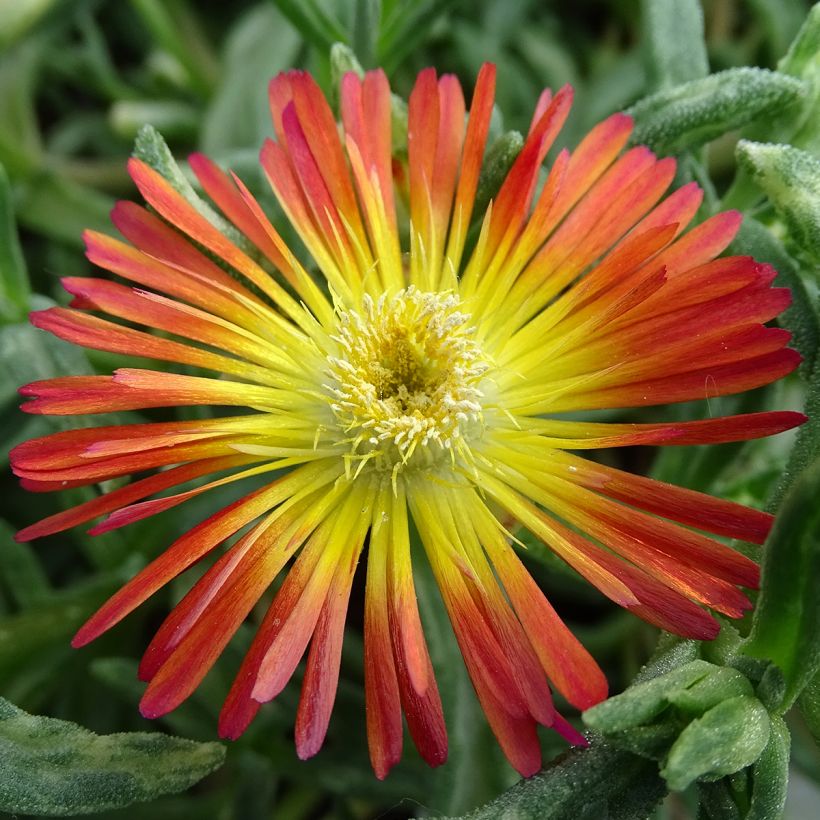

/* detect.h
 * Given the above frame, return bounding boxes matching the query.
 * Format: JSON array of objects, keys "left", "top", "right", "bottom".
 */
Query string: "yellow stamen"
[{"left": 324, "top": 287, "right": 489, "bottom": 473}]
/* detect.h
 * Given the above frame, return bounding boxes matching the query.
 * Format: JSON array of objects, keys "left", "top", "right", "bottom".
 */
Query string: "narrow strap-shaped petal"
[
  {"left": 288, "top": 71, "right": 369, "bottom": 245},
  {"left": 30, "top": 307, "right": 288, "bottom": 388},
  {"left": 430, "top": 484, "right": 556, "bottom": 727},
  {"left": 127, "top": 158, "right": 316, "bottom": 335},
  {"left": 461, "top": 86, "right": 572, "bottom": 301},
  {"left": 363, "top": 484, "right": 403, "bottom": 779},
  {"left": 260, "top": 138, "right": 356, "bottom": 303},
  {"left": 409, "top": 484, "right": 535, "bottom": 720},
  {"left": 251, "top": 483, "right": 375, "bottom": 703},
  {"left": 479, "top": 470, "right": 721, "bottom": 639},
  {"left": 387, "top": 483, "right": 447, "bottom": 768},
  {"left": 416, "top": 524, "right": 543, "bottom": 776},
  {"left": 13, "top": 454, "right": 257, "bottom": 541},
  {"left": 443, "top": 62, "right": 496, "bottom": 279},
  {"left": 65, "top": 275, "right": 308, "bottom": 379},
  {"left": 550, "top": 450, "right": 774, "bottom": 543},
  {"left": 504, "top": 462, "right": 756, "bottom": 614},
  {"left": 138, "top": 483, "right": 346, "bottom": 717},
  {"left": 188, "top": 153, "right": 334, "bottom": 326},
  {"left": 83, "top": 228, "right": 279, "bottom": 341},
  {"left": 109, "top": 202, "right": 260, "bottom": 298},
  {"left": 509, "top": 411, "right": 805, "bottom": 449},
  {"left": 72, "top": 461, "right": 342, "bottom": 647},
  {"left": 474, "top": 501, "right": 608, "bottom": 709},
  {"left": 341, "top": 69, "right": 396, "bottom": 227},
  {"left": 279, "top": 102, "right": 372, "bottom": 292},
  {"left": 295, "top": 522, "right": 362, "bottom": 759}
]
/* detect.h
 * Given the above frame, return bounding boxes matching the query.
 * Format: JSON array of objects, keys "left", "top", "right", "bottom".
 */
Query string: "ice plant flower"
[{"left": 12, "top": 64, "right": 804, "bottom": 779}]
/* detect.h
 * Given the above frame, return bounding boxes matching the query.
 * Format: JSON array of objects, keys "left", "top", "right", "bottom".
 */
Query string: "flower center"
[{"left": 326, "top": 287, "right": 488, "bottom": 474}]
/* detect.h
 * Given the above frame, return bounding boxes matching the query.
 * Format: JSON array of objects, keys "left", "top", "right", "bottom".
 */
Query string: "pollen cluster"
[{"left": 325, "top": 287, "right": 489, "bottom": 474}]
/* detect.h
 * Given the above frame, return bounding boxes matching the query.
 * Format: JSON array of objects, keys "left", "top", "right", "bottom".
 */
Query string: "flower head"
[{"left": 12, "top": 64, "right": 804, "bottom": 778}]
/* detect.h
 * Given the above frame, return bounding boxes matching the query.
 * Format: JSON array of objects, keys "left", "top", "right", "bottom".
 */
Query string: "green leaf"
[
  {"left": 129, "top": 0, "right": 217, "bottom": 96},
  {"left": 0, "top": 314, "right": 93, "bottom": 414},
  {"left": 698, "top": 778, "right": 744, "bottom": 820},
  {"left": 15, "top": 173, "right": 113, "bottom": 247},
  {"left": 641, "top": 0, "right": 708, "bottom": 90},
  {"left": 0, "top": 0, "right": 60, "bottom": 49},
  {"left": 770, "top": 368, "right": 820, "bottom": 509},
  {"left": 110, "top": 100, "right": 199, "bottom": 142},
  {"left": 737, "top": 141, "right": 820, "bottom": 262},
  {"left": 729, "top": 216, "right": 820, "bottom": 381},
  {"left": 272, "top": 0, "right": 348, "bottom": 53},
  {"left": 741, "top": 456, "right": 820, "bottom": 711},
  {"left": 747, "top": 715, "right": 790, "bottom": 820},
  {"left": 473, "top": 130, "right": 523, "bottom": 223},
  {"left": 0, "top": 696, "right": 225, "bottom": 815},
  {"left": 777, "top": 3, "right": 820, "bottom": 155},
  {"left": 627, "top": 68, "right": 805, "bottom": 154},
  {"left": 631, "top": 635, "right": 702, "bottom": 685},
  {"left": 0, "top": 519, "right": 51, "bottom": 610},
  {"left": 0, "top": 574, "right": 121, "bottom": 676},
  {"left": 665, "top": 667, "right": 754, "bottom": 716},
  {"left": 133, "top": 125, "right": 250, "bottom": 256},
  {"left": 201, "top": 4, "right": 301, "bottom": 156},
  {"left": 0, "top": 41, "right": 43, "bottom": 177},
  {"left": 583, "top": 660, "right": 715, "bottom": 733},
  {"left": 375, "top": 0, "right": 461, "bottom": 75},
  {"left": 0, "top": 162, "right": 29, "bottom": 322},
  {"left": 798, "top": 668, "right": 820, "bottom": 742},
  {"left": 330, "top": 42, "right": 364, "bottom": 111},
  {"left": 777, "top": 2, "right": 820, "bottom": 152},
  {"left": 132, "top": 124, "right": 204, "bottom": 210},
  {"left": 661, "top": 695, "right": 770, "bottom": 792},
  {"left": 351, "top": 0, "right": 381, "bottom": 68},
  {"left": 779, "top": 3, "right": 820, "bottom": 79},
  {"left": 605, "top": 723, "right": 680, "bottom": 760},
  {"left": 445, "top": 739, "right": 665, "bottom": 820}
]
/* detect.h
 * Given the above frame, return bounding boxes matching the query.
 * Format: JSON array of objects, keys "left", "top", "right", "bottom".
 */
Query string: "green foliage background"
[{"left": 1, "top": 1, "right": 819, "bottom": 818}]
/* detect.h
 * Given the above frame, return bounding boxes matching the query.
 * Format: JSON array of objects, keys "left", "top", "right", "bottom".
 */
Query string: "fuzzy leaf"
[
  {"left": 661, "top": 696, "right": 770, "bottom": 792},
  {"left": 780, "top": 3, "right": 820, "bottom": 79},
  {"left": 628, "top": 68, "right": 805, "bottom": 153},
  {"left": 446, "top": 739, "right": 665, "bottom": 820},
  {"left": 642, "top": 0, "right": 708, "bottom": 90},
  {"left": 583, "top": 660, "right": 714, "bottom": 733},
  {"left": 0, "top": 697, "right": 225, "bottom": 815},
  {"left": 0, "top": 162, "right": 29, "bottom": 321},
  {"left": 132, "top": 124, "right": 207, "bottom": 213},
  {"left": 770, "top": 362, "right": 820, "bottom": 509},
  {"left": 747, "top": 715, "right": 790, "bottom": 820},
  {"left": 330, "top": 43, "right": 365, "bottom": 97},
  {"left": 134, "top": 124, "right": 252, "bottom": 257},
  {"left": 742, "top": 456, "right": 820, "bottom": 711},
  {"left": 777, "top": 3, "right": 820, "bottom": 152},
  {"left": 729, "top": 217, "right": 819, "bottom": 381},
  {"left": 473, "top": 130, "right": 523, "bottom": 220},
  {"left": 665, "top": 667, "right": 753, "bottom": 716},
  {"left": 737, "top": 141, "right": 820, "bottom": 261},
  {"left": 110, "top": 100, "right": 199, "bottom": 142},
  {"left": 798, "top": 669, "right": 820, "bottom": 742}
]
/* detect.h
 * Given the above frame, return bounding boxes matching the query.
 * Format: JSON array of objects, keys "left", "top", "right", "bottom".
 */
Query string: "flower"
[{"left": 12, "top": 63, "right": 804, "bottom": 779}]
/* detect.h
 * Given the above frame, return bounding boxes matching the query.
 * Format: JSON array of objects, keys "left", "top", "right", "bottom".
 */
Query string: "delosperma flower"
[{"left": 12, "top": 64, "right": 804, "bottom": 778}]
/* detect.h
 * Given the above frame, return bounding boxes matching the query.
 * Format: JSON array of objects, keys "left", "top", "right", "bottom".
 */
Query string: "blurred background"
[{"left": 0, "top": 1, "right": 818, "bottom": 818}]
